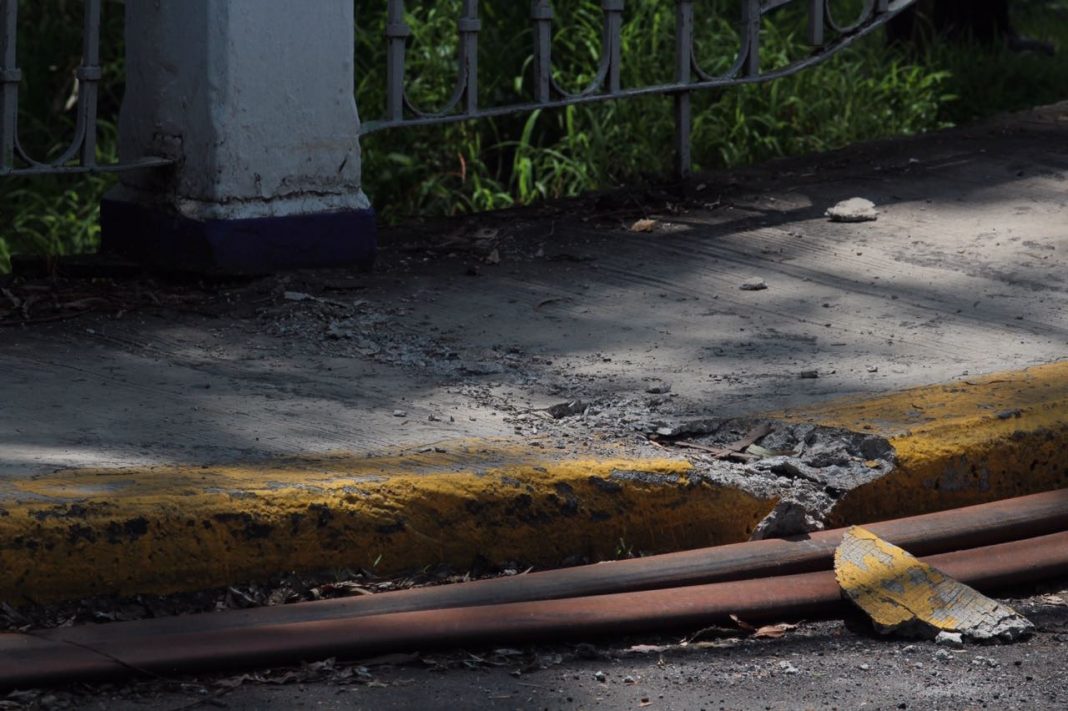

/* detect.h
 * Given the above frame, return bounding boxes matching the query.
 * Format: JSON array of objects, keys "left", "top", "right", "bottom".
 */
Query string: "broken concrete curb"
[{"left": 2, "top": 362, "right": 1068, "bottom": 606}]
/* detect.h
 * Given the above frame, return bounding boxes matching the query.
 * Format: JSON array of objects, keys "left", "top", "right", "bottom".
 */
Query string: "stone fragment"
[
  {"left": 835, "top": 527, "right": 1034, "bottom": 643},
  {"left": 826, "top": 197, "right": 878, "bottom": 223},
  {"left": 935, "top": 631, "right": 964, "bottom": 649},
  {"left": 546, "top": 401, "right": 587, "bottom": 419},
  {"left": 740, "top": 277, "right": 768, "bottom": 291}
]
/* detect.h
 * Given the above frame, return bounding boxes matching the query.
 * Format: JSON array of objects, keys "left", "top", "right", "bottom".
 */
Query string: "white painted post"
[{"left": 101, "top": 0, "right": 376, "bottom": 273}]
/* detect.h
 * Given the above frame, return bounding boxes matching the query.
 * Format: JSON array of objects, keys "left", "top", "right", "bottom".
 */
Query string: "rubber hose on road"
[
  {"left": 2, "top": 529, "right": 1066, "bottom": 689},
  {"left": 21, "top": 489, "right": 1067, "bottom": 646}
]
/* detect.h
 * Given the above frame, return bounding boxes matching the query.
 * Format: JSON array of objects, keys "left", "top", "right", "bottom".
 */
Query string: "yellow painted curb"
[
  {"left": 781, "top": 361, "right": 1068, "bottom": 527},
  {"left": 0, "top": 445, "right": 774, "bottom": 605},
  {"left": 3, "top": 362, "right": 1067, "bottom": 606}
]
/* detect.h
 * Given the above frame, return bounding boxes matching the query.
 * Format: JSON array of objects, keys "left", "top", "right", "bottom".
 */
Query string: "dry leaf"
[
  {"left": 1038, "top": 593, "right": 1068, "bottom": 607},
  {"left": 754, "top": 623, "right": 799, "bottom": 639},
  {"left": 629, "top": 218, "right": 657, "bottom": 233},
  {"left": 627, "top": 644, "right": 669, "bottom": 654}
]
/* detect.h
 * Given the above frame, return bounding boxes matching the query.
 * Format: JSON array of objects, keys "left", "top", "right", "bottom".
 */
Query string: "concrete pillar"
[{"left": 101, "top": 0, "right": 376, "bottom": 273}]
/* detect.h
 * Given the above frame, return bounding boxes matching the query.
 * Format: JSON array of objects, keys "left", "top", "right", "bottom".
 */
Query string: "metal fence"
[
  {"left": 0, "top": 0, "right": 169, "bottom": 177},
  {"left": 363, "top": 0, "right": 918, "bottom": 176},
  {"left": 1, "top": 0, "right": 918, "bottom": 180}
]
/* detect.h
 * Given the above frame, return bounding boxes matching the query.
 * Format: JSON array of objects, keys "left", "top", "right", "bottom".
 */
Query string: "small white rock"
[
  {"left": 740, "top": 277, "right": 768, "bottom": 291},
  {"left": 935, "top": 631, "right": 964, "bottom": 649},
  {"left": 826, "top": 197, "right": 879, "bottom": 223}
]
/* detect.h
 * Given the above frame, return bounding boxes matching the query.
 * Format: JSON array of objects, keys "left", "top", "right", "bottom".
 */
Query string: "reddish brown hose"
[
  {"left": 2, "top": 530, "right": 1066, "bottom": 689},
  {"left": 29, "top": 488, "right": 1068, "bottom": 648}
]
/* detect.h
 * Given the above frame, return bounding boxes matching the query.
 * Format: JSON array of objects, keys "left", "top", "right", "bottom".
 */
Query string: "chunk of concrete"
[{"left": 835, "top": 527, "right": 1033, "bottom": 643}]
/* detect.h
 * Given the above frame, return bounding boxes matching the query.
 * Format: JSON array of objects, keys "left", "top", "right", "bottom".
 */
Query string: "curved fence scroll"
[
  {"left": 364, "top": 0, "right": 918, "bottom": 177},
  {"left": 0, "top": 0, "right": 171, "bottom": 177}
]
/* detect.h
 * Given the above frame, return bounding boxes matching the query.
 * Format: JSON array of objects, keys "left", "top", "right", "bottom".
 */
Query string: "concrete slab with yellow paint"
[
  {"left": 835, "top": 526, "right": 1034, "bottom": 640},
  {"left": 3, "top": 103, "right": 1068, "bottom": 604}
]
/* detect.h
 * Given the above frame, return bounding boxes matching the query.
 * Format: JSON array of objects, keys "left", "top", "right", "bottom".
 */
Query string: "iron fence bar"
[
  {"left": 824, "top": 0, "right": 876, "bottom": 34},
  {"left": 77, "top": 0, "right": 102, "bottom": 169},
  {"left": 683, "top": 0, "right": 760, "bottom": 84},
  {"left": 674, "top": 0, "right": 693, "bottom": 179},
  {"left": 459, "top": 0, "right": 479, "bottom": 116},
  {"left": 13, "top": 0, "right": 95, "bottom": 170},
  {"left": 385, "top": 0, "right": 409, "bottom": 122},
  {"left": 0, "top": 0, "right": 19, "bottom": 175},
  {"left": 8, "top": 156, "right": 173, "bottom": 177},
  {"left": 548, "top": 6, "right": 614, "bottom": 100},
  {"left": 603, "top": 0, "right": 623, "bottom": 95},
  {"left": 742, "top": 0, "right": 761, "bottom": 78},
  {"left": 388, "top": 0, "right": 476, "bottom": 120},
  {"left": 808, "top": 0, "right": 825, "bottom": 46},
  {"left": 531, "top": 1, "right": 552, "bottom": 104}
]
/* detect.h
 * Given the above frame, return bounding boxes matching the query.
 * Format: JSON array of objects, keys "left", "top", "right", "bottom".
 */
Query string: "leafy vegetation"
[{"left": 2, "top": 1, "right": 1068, "bottom": 271}]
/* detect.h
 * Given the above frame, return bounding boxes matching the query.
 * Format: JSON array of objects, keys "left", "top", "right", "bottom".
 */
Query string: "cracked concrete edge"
[
  {"left": 780, "top": 360, "right": 1068, "bottom": 527},
  {"left": 2, "top": 360, "right": 1068, "bottom": 606}
]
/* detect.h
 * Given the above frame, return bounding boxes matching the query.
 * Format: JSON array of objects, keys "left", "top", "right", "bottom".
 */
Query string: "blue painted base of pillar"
[{"left": 100, "top": 198, "right": 377, "bottom": 275}]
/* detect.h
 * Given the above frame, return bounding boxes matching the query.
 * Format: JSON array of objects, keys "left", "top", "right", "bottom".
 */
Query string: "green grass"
[{"left": 3, "top": 0, "right": 1068, "bottom": 272}]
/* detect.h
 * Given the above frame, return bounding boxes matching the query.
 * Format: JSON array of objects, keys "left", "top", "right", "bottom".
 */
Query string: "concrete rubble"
[{"left": 835, "top": 527, "right": 1035, "bottom": 643}]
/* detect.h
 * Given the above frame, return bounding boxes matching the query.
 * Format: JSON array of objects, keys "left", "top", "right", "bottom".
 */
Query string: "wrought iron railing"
[
  {"left": 2, "top": 1, "right": 919, "bottom": 181},
  {"left": 362, "top": 0, "right": 919, "bottom": 176},
  {"left": 0, "top": 0, "right": 170, "bottom": 177}
]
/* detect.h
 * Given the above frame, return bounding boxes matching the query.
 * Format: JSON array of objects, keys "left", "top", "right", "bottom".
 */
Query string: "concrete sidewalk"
[{"left": 2, "top": 103, "right": 1068, "bottom": 604}]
